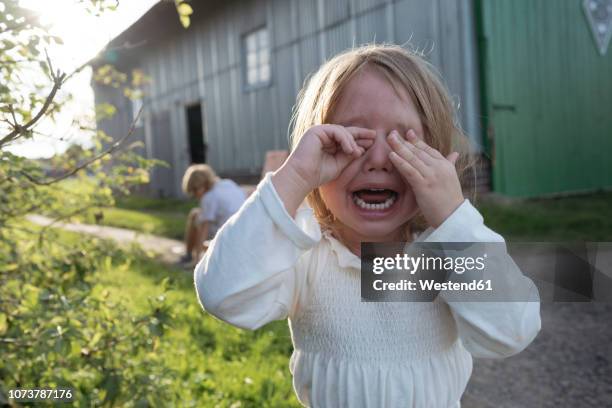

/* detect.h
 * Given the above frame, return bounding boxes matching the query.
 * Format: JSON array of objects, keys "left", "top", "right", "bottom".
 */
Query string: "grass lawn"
[
  {"left": 53, "top": 178, "right": 196, "bottom": 240},
  {"left": 77, "top": 207, "right": 183, "bottom": 239},
  {"left": 82, "top": 200, "right": 193, "bottom": 240},
  {"left": 95, "top": 254, "right": 299, "bottom": 406},
  {"left": 46, "top": 225, "right": 300, "bottom": 406},
  {"left": 475, "top": 191, "right": 612, "bottom": 241},
  {"left": 74, "top": 195, "right": 196, "bottom": 241}
]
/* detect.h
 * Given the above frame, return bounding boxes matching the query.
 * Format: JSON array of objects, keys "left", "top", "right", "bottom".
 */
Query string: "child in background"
[
  {"left": 194, "top": 45, "right": 540, "bottom": 407},
  {"left": 181, "top": 164, "right": 246, "bottom": 263}
]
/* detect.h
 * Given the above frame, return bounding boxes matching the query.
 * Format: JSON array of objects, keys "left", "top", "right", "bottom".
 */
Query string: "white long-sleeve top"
[{"left": 194, "top": 173, "right": 541, "bottom": 408}]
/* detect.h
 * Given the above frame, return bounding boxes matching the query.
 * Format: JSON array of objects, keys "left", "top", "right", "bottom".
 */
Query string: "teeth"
[{"left": 353, "top": 194, "right": 396, "bottom": 210}]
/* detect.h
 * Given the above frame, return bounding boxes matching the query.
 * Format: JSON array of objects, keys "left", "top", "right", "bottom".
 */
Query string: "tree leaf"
[
  {"left": 177, "top": 3, "right": 193, "bottom": 16},
  {"left": 0, "top": 313, "right": 8, "bottom": 335},
  {"left": 179, "top": 15, "right": 190, "bottom": 28}
]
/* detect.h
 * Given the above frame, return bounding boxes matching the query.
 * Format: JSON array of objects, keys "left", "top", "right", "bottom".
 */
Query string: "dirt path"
[
  {"left": 463, "top": 302, "right": 612, "bottom": 407},
  {"left": 27, "top": 214, "right": 186, "bottom": 265}
]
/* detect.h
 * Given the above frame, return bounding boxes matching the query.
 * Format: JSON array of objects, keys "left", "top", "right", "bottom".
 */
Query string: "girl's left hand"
[{"left": 387, "top": 129, "right": 464, "bottom": 228}]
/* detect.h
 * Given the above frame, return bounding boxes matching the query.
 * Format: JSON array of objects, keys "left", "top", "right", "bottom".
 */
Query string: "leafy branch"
[
  {"left": 18, "top": 106, "right": 143, "bottom": 186},
  {"left": 0, "top": 52, "right": 66, "bottom": 147}
]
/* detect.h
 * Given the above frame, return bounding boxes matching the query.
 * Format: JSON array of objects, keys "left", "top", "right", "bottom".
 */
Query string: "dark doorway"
[{"left": 186, "top": 103, "right": 207, "bottom": 164}]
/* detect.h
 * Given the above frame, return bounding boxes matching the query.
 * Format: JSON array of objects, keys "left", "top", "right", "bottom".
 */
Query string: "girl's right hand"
[
  {"left": 286, "top": 124, "right": 376, "bottom": 189},
  {"left": 272, "top": 125, "right": 376, "bottom": 216}
]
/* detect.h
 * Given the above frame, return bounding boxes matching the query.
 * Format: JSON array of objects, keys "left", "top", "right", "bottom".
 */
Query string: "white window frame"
[{"left": 242, "top": 26, "right": 272, "bottom": 91}]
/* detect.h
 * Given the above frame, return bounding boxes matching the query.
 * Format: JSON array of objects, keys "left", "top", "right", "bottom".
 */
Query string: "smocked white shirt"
[{"left": 194, "top": 173, "right": 541, "bottom": 408}]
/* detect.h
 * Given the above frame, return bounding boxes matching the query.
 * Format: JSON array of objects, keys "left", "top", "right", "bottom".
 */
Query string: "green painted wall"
[{"left": 477, "top": 0, "right": 612, "bottom": 197}]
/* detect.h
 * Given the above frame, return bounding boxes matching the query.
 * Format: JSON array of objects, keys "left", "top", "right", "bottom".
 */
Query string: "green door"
[{"left": 476, "top": 0, "right": 612, "bottom": 197}]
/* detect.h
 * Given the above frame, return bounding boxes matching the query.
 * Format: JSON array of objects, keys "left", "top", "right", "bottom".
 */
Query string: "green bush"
[
  {"left": 0, "top": 222, "right": 300, "bottom": 407},
  {"left": 0, "top": 228, "right": 176, "bottom": 406}
]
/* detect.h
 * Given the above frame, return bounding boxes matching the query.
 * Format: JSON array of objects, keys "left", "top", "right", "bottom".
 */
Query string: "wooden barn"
[{"left": 91, "top": 0, "right": 612, "bottom": 198}]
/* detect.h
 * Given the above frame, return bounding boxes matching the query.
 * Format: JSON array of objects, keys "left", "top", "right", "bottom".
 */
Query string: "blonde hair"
[
  {"left": 181, "top": 164, "right": 218, "bottom": 196},
  {"left": 289, "top": 44, "right": 473, "bottom": 238}
]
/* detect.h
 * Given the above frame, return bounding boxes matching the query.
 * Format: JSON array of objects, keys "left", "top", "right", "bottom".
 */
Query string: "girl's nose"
[{"left": 363, "top": 131, "right": 393, "bottom": 172}]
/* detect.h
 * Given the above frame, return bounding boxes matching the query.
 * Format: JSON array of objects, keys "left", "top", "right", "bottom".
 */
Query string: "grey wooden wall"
[{"left": 96, "top": 0, "right": 481, "bottom": 197}]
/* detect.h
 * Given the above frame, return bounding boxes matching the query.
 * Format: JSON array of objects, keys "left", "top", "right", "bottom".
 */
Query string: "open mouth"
[{"left": 351, "top": 188, "right": 398, "bottom": 211}]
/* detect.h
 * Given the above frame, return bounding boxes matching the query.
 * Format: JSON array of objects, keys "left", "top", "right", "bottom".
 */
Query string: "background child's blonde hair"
[
  {"left": 289, "top": 43, "right": 474, "bottom": 238},
  {"left": 181, "top": 164, "right": 218, "bottom": 196}
]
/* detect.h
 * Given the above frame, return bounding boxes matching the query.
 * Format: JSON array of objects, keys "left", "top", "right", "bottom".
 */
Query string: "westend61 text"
[{"left": 373, "top": 279, "right": 493, "bottom": 292}]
